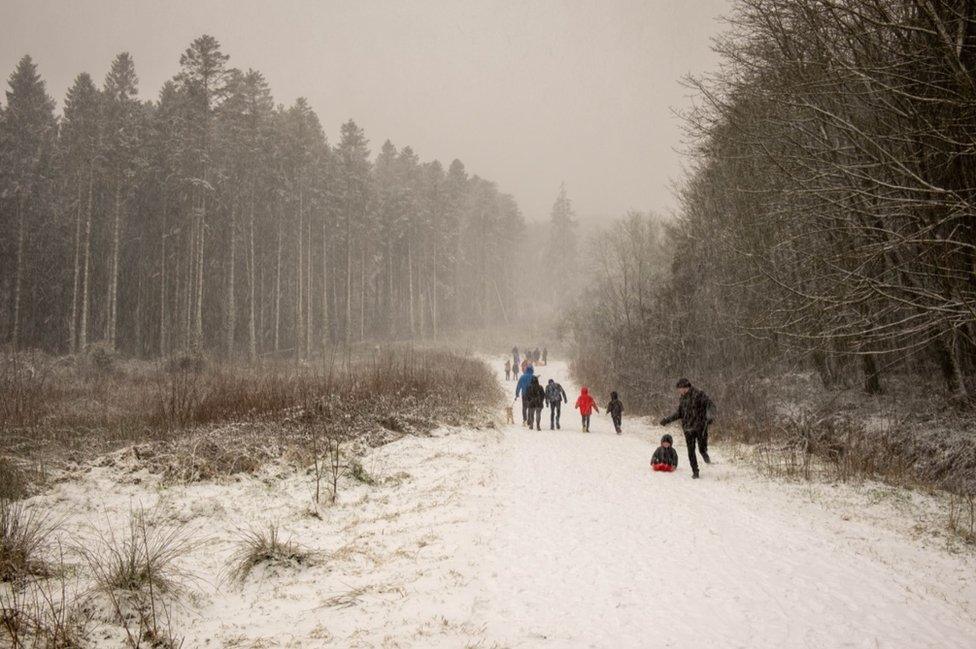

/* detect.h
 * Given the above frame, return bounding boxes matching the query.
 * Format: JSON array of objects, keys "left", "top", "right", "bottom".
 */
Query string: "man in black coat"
[
  {"left": 660, "top": 378, "right": 715, "bottom": 479},
  {"left": 525, "top": 375, "right": 547, "bottom": 431}
]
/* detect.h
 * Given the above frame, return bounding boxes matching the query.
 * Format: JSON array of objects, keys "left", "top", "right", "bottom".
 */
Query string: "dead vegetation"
[
  {"left": 0, "top": 347, "right": 500, "bottom": 491},
  {"left": 227, "top": 523, "right": 312, "bottom": 583},
  {"left": 0, "top": 501, "right": 57, "bottom": 583},
  {"left": 0, "top": 546, "right": 92, "bottom": 649}
]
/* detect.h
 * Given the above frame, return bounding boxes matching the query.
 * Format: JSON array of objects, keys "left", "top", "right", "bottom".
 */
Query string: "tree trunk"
[
  {"left": 226, "top": 204, "right": 236, "bottom": 358},
  {"left": 79, "top": 169, "right": 93, "bottom": 352},
  {"left": 274, "top": 218, "right": 282, "bottom": 353},
  {"left": 247, "top": 192, "right": 257, "bottom": 361},
  {"left": 296, "top": 193, "right": 305, "bottom": 359},
  {"left": 321, "top": 219, "right": 330, "bottom": 351},
  {"left": 11, "top": 196, "right": 26, "bottom": 350},
  {"left": 359, "top": 227, "right": 366, "bottom": 341},
  {"left": 862, "top": 354, "right": 882, "bottom": 395},
  {"left": 193, "top": 203, "right": 205, "bottom": 351},
  {"left": 160, "top": 230, "right": 167, "bottom": 356},
  {"left": 306, "top": 216, "right": 313, "bottom": 356},
  {"left": 345, "top": 210, "right": 352, "bottom": 346},
  {"left": 108, "top": 182, "right": 122, "bottom": 349},
  {"left": 69, "top": 184, "right": 83, "bottom": 353},
  {"left": 407, "top": 239, "right": 416, "bottom": 338}
]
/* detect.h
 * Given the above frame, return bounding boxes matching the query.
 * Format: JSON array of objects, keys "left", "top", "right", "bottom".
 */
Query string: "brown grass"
[
  {"left": 0, "top": 347, "right": 500, "bottom": 489},
  {"left": 227, "top": 523, "right": 312, "bottom": 583}
]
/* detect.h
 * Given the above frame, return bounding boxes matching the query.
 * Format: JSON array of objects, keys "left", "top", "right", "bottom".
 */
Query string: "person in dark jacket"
[
  {"left": 545, "top": 378, "right": 568, "bottom": 430},
  {"left": 651, "top": 434, "right": 678, "bottom": 471},
  {"left": 525, "top": 376, "right": 547, "bottom": 430},
  {"left": 606, "top": 391, "right": 624, "bottom": 434},
  {"left": 514, "top": 365, "right": 535, "bottom": 425},
  {"left": 512, "top": 346, "right": 520, "bottom": 369},
  {"left": 660, "top": 378, "right": 715, "bottom": 479}
]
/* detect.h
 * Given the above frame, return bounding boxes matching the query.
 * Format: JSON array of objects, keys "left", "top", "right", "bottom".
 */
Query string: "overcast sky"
[{"left": 0, "top": 0, "right": 730, "bottom": 223}]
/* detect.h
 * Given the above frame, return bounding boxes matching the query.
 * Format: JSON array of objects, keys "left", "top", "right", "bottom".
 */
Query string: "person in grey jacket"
[{"left": 545, "top": 378, "right": 568, "bottom": 430}]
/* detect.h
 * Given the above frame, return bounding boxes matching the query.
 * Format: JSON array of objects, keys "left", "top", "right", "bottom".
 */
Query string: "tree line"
[
  {"left": 0, "top": 35, "right": 524, "bottom": 360},
  {"left": 573, "top": 0, "right": 976, "bottom": 403}
]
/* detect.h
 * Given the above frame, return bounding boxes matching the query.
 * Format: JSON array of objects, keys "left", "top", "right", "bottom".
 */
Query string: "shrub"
[
  {"left": 84, "top": 342, "right": 120, "bottom": 378},
  {"left": 227, "top": 523, "right": 311, "bottom": 583},
  {"left": 349, "top": 458, "right": 376, "bottom": 486}
]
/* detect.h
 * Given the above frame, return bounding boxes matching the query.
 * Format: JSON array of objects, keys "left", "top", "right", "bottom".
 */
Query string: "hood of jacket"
[
  {"left": 525, "top": 365, "right": 534, "bottom": 375},
  {"left": 661, "top": 433, "right": 674, "bottom": 445},
  {"left": 530, "top": 376, "right": 540, "bottom": 386},
  {"left": 580, "top": 386, "right": 589, "bottom": 396},
  {"left": 610, "top": 391, "right": 618, "bottom": 399}
]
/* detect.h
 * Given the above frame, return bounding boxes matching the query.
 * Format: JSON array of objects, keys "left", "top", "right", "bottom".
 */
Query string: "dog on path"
[{"left": 504, "top": 405, "right": 514, "bottom": 424}]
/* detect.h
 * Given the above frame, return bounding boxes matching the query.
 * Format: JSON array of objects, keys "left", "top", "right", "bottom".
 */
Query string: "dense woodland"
[
  {"left": 0, "top": 35, "right": 524, "bottom": 359},
  {"left": 574, "top": 0, "right": 976, "bottom": 405}
]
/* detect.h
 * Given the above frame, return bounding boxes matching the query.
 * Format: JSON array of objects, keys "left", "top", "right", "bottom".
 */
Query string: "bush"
[
  {"left": 83, "top": 342, "right": 120, "bottom": 377},
  {"left": 227, "top": 523, "right": 311, "bottom": 583}
]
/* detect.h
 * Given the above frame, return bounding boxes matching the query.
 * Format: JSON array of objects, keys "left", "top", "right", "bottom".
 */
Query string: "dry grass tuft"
[
  {"left": 78, "top": 509, "right": 195, "bottom": 599},
  {"left": 228, "top": 523, "right": 312, "bottom": 583},
  {"left": 0, "top": 500, "right": 57, "bottom": 583}
]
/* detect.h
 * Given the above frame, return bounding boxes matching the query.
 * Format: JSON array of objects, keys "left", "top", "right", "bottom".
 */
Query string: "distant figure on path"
[
  {"left": 545, "top": 378, "right": 567, "bottom": 430},
  {"left": 512, "top": 346, "right": 520, "bottom": 369},
  {"left": 504, "top": 358, "right": 512, "bottom": 381},
  {"left": 606, "top": 391, "right": 624, "bottom": 434},
  {"left": 542, "top": 347, "right": 548, "bottom": 365},
  {"left": 514, "top": 365, "right": 535, "bottom": 425},
  {"left": 575, "top": 387, "right": 599, "bottom": 432},
  {"left": 660, "top": 378, "right": 715, "bottom": 479}
]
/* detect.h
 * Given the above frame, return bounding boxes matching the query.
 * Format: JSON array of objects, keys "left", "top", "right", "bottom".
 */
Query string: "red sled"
[{"left": 652, "top": 462, "right": 676, "bottom": 472}]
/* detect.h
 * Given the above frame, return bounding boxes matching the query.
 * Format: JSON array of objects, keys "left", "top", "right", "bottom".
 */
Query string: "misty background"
[{"left": 0, "top": 0, "right": 729, "bottom": 224}]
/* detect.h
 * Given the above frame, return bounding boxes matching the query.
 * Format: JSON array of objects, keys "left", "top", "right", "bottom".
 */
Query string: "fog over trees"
[
  {"left": 0, "top": 35, "right": 524, "bottom": 359},
  {"left": 573, "top": 0, "right": 976, "bottom": 404}
]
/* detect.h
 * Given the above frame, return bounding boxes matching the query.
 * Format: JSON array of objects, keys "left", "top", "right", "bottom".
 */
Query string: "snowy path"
[
  {"left": 25, "top": 358, "right": 976, "bottom": 647},
  {"left": 479, "top": 359, "right": 976, "bottom": 648}
]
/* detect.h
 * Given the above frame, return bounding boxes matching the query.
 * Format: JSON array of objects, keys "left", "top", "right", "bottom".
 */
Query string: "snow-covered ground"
[{"left": 22, "top": 359, "right": 976, "bottom": 647}]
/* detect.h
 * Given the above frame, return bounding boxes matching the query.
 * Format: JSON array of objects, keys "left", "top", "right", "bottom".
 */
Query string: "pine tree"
[
  {"left": 0, "top": 56, "right": 57, "bottom": 349},
  {"left": 60, "top": 72, "right": 101, "bottom": 353},
  {"left": 545, "top": 183, "right": 577, "bottom": 305},
  {"left": 176, "top": 35, "right": 230, "bottom": 351},
  {"left": 102, "top": 52, "right": 141, "bottom": 349},
  {"left": 336, "top": 120, "right": 370, "bottom": 344}
]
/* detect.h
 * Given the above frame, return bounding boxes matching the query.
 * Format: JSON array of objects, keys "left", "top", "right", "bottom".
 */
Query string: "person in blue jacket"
[{"left": 514, "top": 365, "right": 535, "bottom": 426}]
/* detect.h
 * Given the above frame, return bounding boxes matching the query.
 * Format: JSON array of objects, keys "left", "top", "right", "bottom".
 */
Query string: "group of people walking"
[
  {"left": 504, "top": 345, "right": 547, "bottom": 380},
  {"left": 506, "top": 348, "right": 716, "bottom": 479}
]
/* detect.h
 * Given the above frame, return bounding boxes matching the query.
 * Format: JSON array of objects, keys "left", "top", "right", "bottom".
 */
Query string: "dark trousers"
[
  {"left": 549, "top": 401, "right": 561, "bottom": 429},
  {"left": 611, "top": 412, "right": 622, "bottom": 432},
  {"left": 529, "top": 407, "right": 542, "bottom": 429},
  {"left": 685, "top": 429, "right": 708, "bottom": 473},
  {"left": 522, "top": 400, "right": 529, "bottom": 423},
  {"left": 581, "top": 414, "right": 591, "bottom": 431}
]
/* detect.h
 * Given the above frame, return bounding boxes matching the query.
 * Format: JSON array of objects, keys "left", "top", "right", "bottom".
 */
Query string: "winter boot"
[
  {"left": 702, "top": 452, "right": 711, "bottom": 464},
  {"left": 692, "top": 471, "right": 700, "bottom": 479}
]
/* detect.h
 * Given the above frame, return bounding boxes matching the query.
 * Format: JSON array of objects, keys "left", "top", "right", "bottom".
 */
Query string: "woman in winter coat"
[{"left": 575, "top": 387, "right": 599, "bottom": 432}]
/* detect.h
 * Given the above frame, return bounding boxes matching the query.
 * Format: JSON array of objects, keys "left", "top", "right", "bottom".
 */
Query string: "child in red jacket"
[{"left": 575, "top": 387, "right": 599, "bottom": 432}]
